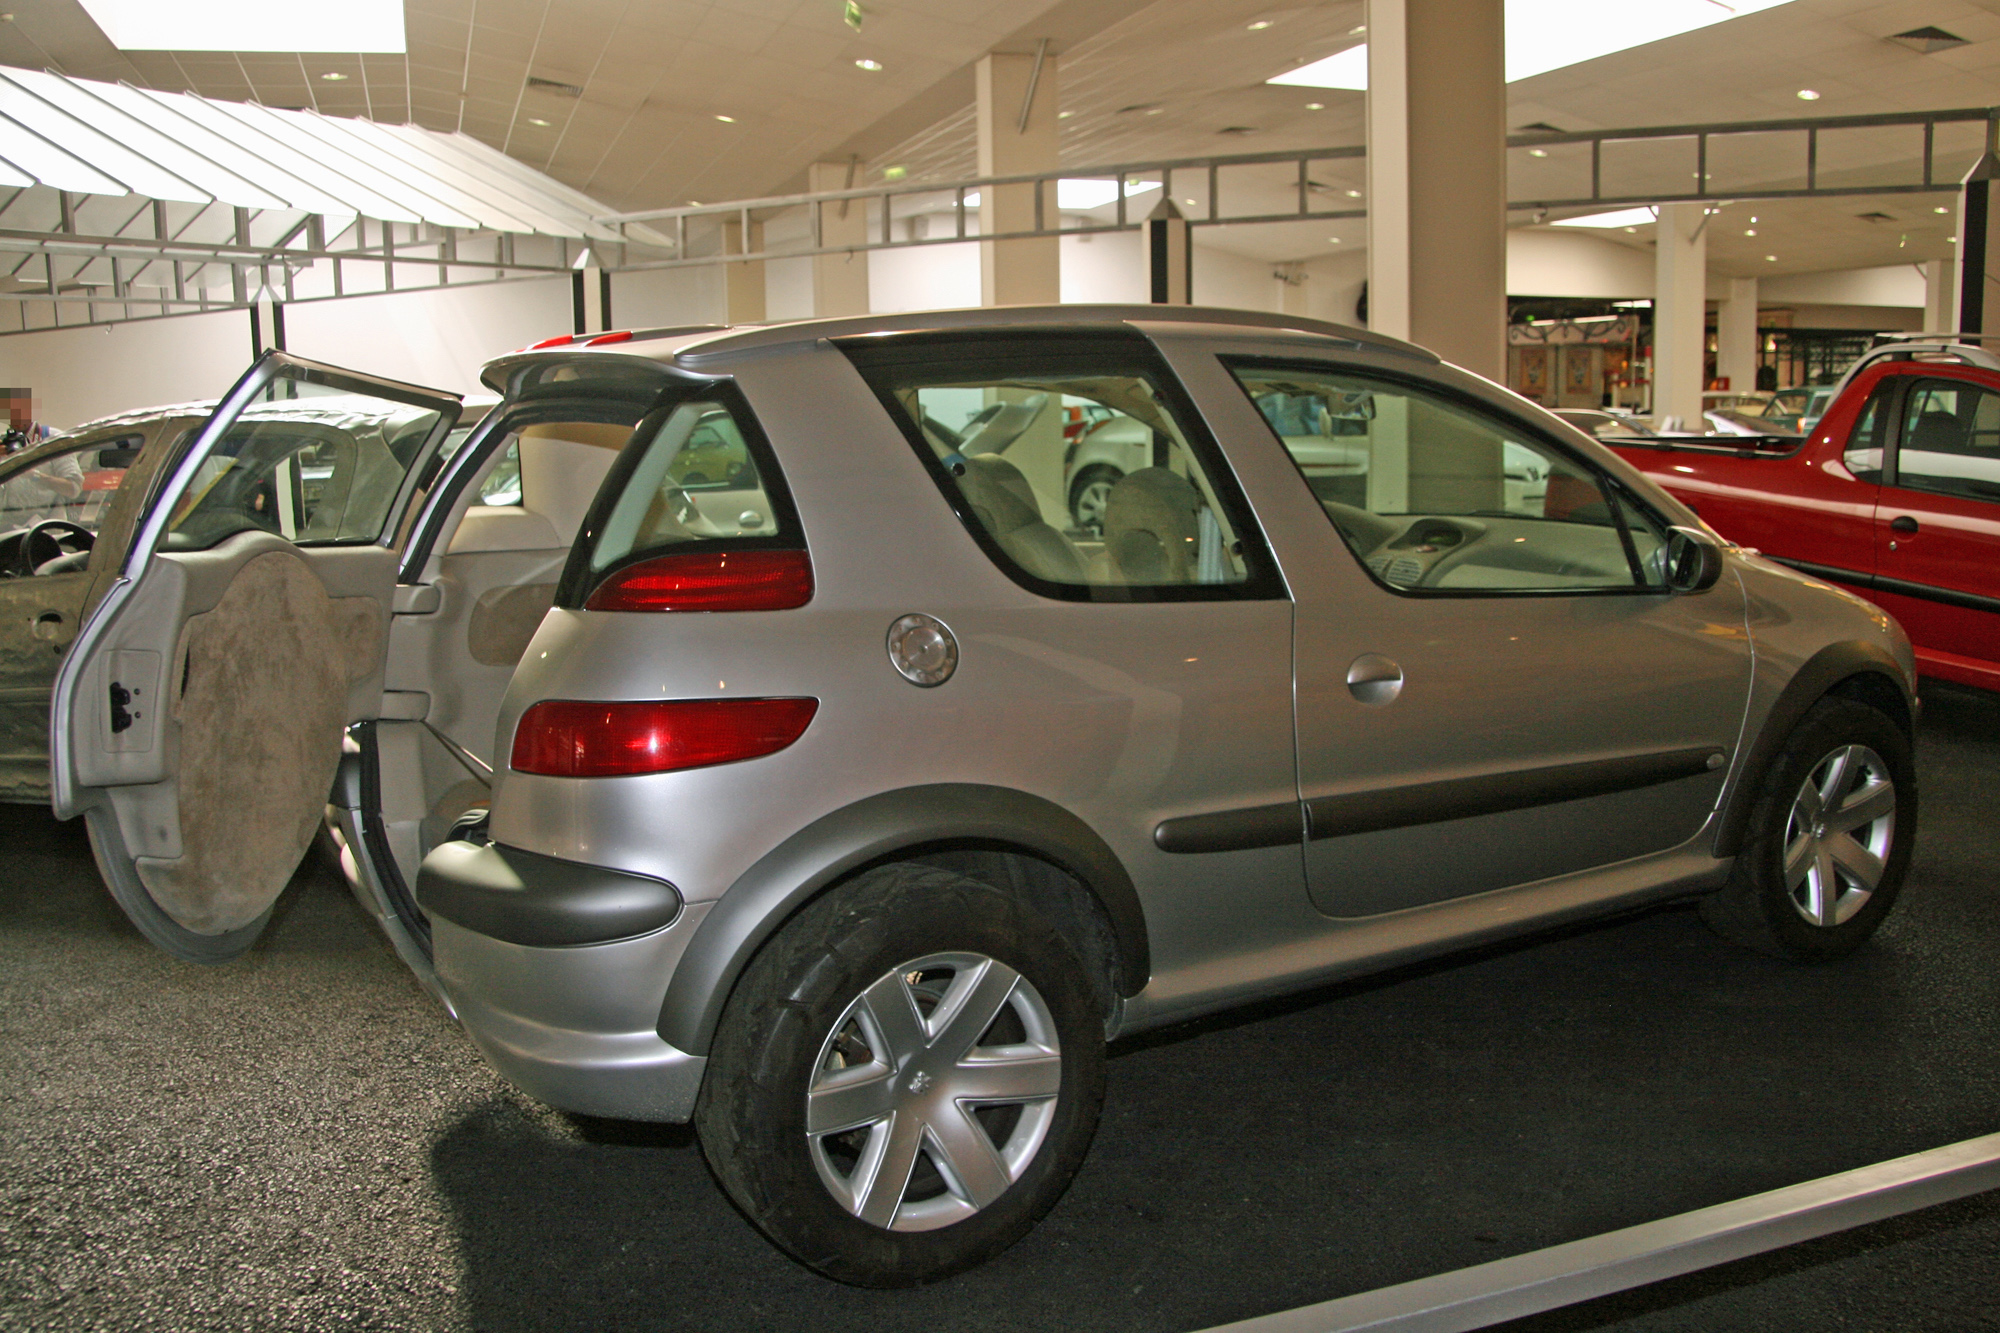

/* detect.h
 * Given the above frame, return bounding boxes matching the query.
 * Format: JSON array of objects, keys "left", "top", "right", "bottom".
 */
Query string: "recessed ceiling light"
[
  {"left": 1745, "top": 229, "right": 1757, "bottom": 236},
  {"left": 1750, "top": 215, "right": 1758, "bottom": 223},
  {"left": 1624, "top": 226, "right": 1637, "bottom": 233},
  {"left": 1058, "top": 109, "right": 1075, "bottom": 118},
  {"left": 1528, "top": 148, "right": 1548, "bottom": 158},
  {"left": 1328, "top": 237, "right": 1340, "bottom": 243},
  {"left": 526, "top": 117, "right": 550, "bottom": 127},
  {"left": 1184, "top": 198, "right": 1197, "bottom": 207},
  {"left": 1247, "top": 19, "right": 1273, "bottom": 30},
  {"left": 320, "top": 71, "right": 347, "bottom": 81},
  {"left": 1935, "top": 206, "right": 1950, "bottom": 214},
  {"left": 1948, "top": 235, "right": 1958, "bottom": 243},
  {"left": 854, "top": 58, "right": 882, "bottom": 71},
  {"left": 1766, "top": 254, "right": 1778, "bottom": 261},
  {"left": 1144, "top": 106, "right": 1164, "bottom": 115},
  {"left": 1349, "top": 24, "right": 1366, "bottom": 34},
  {"left": 714, "top": 114, "right": 735, "bottom": 122},
  {"left": 882, "top": 165, "right": 907, "bottom": 181},
  {"left": 1345, "top": 189, "right": 1362, "bottom": 198},
  {"left": 1797, "top": 89, "right": 1820, "bottom": 100},
  {"left": 1304, "top": 102, "right": 1324, "bottom": 110}
]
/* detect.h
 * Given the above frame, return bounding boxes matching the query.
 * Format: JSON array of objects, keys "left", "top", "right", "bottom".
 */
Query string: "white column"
[
  {"left": 1923, "top": 257, "right": 1955, "bottom": 333},
  {"left": 723, "top": 218, "right": 765, "bottom": 325},
  {"left": 976, "top": 49, "right": 1060, "bottom": 307},
  {"left": 1653, "top": 203, "right": 1708, "bottom": 431},
  {"left": 809, "top": 161, "right": 870, "bottom": 318},
  {"left": 1364, "top": 0, "right": 1505, "bottom": 378},
  {"left": 1716, "top": 276, "right": 1758, "bottom": 394}
]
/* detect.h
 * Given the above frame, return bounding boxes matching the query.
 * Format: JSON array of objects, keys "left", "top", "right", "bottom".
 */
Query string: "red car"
[{"left": 1607, "top": 339, "right": 2000, "bottom": 693}]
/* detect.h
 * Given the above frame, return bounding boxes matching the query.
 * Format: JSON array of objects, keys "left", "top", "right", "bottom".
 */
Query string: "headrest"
[{"left": 1908, "top": 411, "right": 1967, "bottom": 454}]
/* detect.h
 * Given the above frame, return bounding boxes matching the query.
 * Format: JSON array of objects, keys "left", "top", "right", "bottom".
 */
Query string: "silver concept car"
[{"left": 48, "top": 306, "right": 1919, "bottom": 1285}]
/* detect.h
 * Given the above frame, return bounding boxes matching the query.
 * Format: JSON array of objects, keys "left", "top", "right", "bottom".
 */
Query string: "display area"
[{"left": 2, "top": 0, "right": 1998, "bottom": 1327}]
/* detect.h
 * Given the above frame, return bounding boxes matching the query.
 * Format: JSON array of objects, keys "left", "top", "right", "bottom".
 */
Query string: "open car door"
[{"left": 50, "top": 353, "right": 462, "bottom": 962}]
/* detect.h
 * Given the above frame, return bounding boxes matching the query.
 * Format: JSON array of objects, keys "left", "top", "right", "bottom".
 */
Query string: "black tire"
[
  {"left": 1700, "top": 697, "right": 1916, "bottom": 961},
  {"left": 695, "top": 863, "right": 1106, "bottom": 1287},
  {"left": 1067, "top": 465, "right": 1122, "bottom": 535}
]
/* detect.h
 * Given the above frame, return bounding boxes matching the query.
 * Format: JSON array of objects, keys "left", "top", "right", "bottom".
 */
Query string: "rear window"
[{"left": 560, "top": 386, "right": 800, "bottom": 604}]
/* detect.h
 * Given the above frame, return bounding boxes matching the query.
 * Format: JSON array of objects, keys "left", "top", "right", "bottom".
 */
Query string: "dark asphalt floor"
[{"left": 2, "top": 684, "right": 1997, "bottom": 1332}]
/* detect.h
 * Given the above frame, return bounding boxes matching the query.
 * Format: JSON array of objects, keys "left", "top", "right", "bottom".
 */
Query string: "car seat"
[{"left": 954, "top": 455, "right": 1086, "bottom": 584}]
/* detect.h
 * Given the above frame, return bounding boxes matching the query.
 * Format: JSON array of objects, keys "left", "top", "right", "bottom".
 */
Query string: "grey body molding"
[
  {"left": 1712, "top": 638, "right": 1916, "bottom": 858},
  {"left": 655, "top": 783, "right": 1148, "bottom": 1055}
]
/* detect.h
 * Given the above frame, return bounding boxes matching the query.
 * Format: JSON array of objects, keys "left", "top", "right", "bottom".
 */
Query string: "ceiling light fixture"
[
  {"left": 1058, "top": 109, "right": 1075, "bottom": 118},
  {"left": 1890, "top": 26, "right": 1968, "bottom": 54},
  {"left": 1304, "top": 102, "right": 1324, "bottom": 110},
  {"left": 526, "top": 117, "right": 550, "bottom": 126},
  {"left": 1745, "top": 229, "right": 1757, "bottom": 236},
  {"left": 1797, "top": 88, "right": 1821, "bottom": 100},
  {"left": 320, "top": 71, "right": 348, "bottom": 81},
  {"left": 76, "top": 0, "right": 406, "bottom": 52},
  {"left": 1272, "top": 0, "right": 1789, "bottom": 90},
  {"left": 1247, "top": 19, "right": 1273, "bottom": 30},
  {"left": 1528, "top": 148, "right": 1548, "bottom": 157},
  {"left": 1144, "top": 106, "right": 1164, "bottom": 115},
  {"left": 1935, "top": 206, "right": 1950, "bottom": 214},
  {"left": 1766, "top": 254, "right": 1777, "bottom": 261},
  {"left": 854, "top": 58, "right": 883, "bottom": 71},
  {"left": 715, "top": 114, "right": 735, "bottom": 122},
  {"left": 882, "top": 165, "right": 908, "bottom": 181},
  {"left": 1345, "top": 189, "right": 1362, "bottom": 198}
]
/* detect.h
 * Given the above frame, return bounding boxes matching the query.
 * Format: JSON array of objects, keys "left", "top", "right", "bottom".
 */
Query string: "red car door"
[{"left": 1870, "top": 372, "right": 2000, "bottom": 691}]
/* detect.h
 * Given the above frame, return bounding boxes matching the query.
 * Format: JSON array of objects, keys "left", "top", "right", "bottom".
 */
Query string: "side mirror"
[{"left": 1663, "top": 525, "right": 1725, "bottom": 594}]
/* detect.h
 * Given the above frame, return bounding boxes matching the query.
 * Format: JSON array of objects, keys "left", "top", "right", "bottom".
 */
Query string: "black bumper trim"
[{"left": 416, "top": 840, "right": 682, "bottom": 948}]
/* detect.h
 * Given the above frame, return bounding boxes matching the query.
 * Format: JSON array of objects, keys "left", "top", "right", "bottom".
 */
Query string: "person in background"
[{"left": 2, "top": 387, "right": 83, "bottom": 528}]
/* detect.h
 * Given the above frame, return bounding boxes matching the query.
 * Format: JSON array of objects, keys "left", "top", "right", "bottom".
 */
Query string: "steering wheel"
[{"left": 12, "top": 519, "right": 94, "bottom": 577}]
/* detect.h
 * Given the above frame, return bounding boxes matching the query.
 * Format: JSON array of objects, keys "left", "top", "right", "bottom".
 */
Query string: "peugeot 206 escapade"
[{"left": 49, "top": 306, "right": 1919, "bottom": 1286}]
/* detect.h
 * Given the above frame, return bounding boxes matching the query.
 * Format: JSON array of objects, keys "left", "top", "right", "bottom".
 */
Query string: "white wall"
[
  {"left": 0, "top": 276, "right": 575, "bottom": 430},
  {"left": 609, "top": 264, "right": 728, "bottom": 328},
  {"left": 1193, "top": 245, "right": 1284, "bottom": 313},
  {"left": 1757, "top": 264, "right": 1925, "bottom": 308},
  {"left": 1507, "top": 230, "right": 1654, "bottom": 299},
  {"left": 1303, "top": 250, "right": 1370, "bottom": 325},
  {"left": 0, "top": 308, "right": 254, "bottom": 429},
  {"left": 1060, "top": 229, "right": 1146, "bottom": 304},
  {"left": 870, "top": 240, "right": 981, "bottom": 313}
]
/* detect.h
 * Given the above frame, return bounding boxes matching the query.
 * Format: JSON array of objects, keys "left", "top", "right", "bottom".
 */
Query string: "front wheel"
[
  {"left": 1700, "top": 697, "right": 1916, "bottom": 960},
  {"left": 695, "top": 864, "right": 1106, "bottom": 1286}
]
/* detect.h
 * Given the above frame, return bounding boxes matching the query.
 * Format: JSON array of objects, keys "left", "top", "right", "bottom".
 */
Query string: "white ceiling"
[{"left": 2, "top": 0, "right": 1997, "bottom": 274}]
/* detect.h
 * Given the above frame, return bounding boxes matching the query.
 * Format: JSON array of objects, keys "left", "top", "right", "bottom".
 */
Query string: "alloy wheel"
[
  {"left": 1782, "top": 743, "right": 1896, "bottom": 927},
  {"left": 806, "top": 952, "right": 1063, "bottom": 1232}
]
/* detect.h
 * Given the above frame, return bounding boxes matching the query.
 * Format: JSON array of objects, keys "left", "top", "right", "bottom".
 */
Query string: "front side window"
[
  {"left": 1226, "top": 361, "right": 1668, "bottom": 593},
  {"left": 165, "top": 382, "right": 447, "bottom": 550},
  {"left": 0, "top": 435, "right": 139, "bottom": 576},
  {"left": 847, "top": 338, "right": 1278, "bottom": 600},
  {"left": 1894, "top": 378, "right": 2000, "bottom": 501},
  {"left": 1842, "top": 380, "right": 1895, "bottom": 483}
]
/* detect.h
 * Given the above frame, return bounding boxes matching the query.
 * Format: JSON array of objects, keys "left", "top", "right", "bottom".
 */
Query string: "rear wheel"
[
  {"left": 695, "top": 863, "right": 1105, "bottom": 1286},
  {"left": 1701, "top": 697, "right": 1915, "bottom": 960}
]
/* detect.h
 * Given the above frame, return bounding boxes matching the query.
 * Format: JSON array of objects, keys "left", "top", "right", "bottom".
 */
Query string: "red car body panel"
[{"left": 1611, "top": 359, "right": 2000, "bottom": 692}]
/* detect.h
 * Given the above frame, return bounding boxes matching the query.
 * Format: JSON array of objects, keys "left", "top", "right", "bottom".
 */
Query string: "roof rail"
[{"left": 1826, "top": 337, "right": 2000, "bottom": 404}]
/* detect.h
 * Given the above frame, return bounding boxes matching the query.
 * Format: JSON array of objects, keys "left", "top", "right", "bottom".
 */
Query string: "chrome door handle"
[{"left": 1346, "top": 653, "right": 1403, "bottom": 706}]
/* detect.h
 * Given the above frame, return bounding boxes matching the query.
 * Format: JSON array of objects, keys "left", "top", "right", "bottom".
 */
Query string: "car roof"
[{"left": 481, "top": 304, "right": 1436, "bottom": 390}]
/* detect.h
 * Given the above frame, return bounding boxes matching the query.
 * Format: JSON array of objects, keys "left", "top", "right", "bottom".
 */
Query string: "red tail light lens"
[
  {"left": 511, "top": 697, "right": 818, "bottom": 777},
  {"left": 586, "top": 330, "right": 633, "bottom": 345},
  {"left": 527, "top": 333, "right": 576, "bottom": 349},
  {"left": 585, "top": 548, "right": 813, "bottom": 612}
]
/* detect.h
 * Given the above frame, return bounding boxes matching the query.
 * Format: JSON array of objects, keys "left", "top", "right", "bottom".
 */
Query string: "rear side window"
[
  {"left": 561, "top": 387, "right": 801, "bottom": 606},
  {"left": 843, "top": 333, "right": 1281, "bottom": 602}
]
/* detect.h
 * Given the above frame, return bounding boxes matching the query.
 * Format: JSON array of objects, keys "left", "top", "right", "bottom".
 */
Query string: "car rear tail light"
[
  {"left": 587, "top": 330, "right": 633, "bottom": 345},
  {"left": 527, "top": 334, "right": 575, "bottom": 349},
  {"left": 585, "top": 548, "right": 813, "bottom": 612},
  {"left": 511, "top": 697, "right": 819, "bottom": 777}
]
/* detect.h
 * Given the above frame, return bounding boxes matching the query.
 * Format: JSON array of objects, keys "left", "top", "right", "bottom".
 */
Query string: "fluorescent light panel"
[
  {"left": 1551, "top": 207, "right": 1658, "bottom": 229},
  {"left": 1270, "top": 0, "right": 1794, "bottom": 90},
  {"left": 77, "top": 0, "right": 407, "bottom": 53}
]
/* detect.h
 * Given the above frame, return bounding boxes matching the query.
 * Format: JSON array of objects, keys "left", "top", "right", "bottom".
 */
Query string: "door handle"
[
  {"left": 30, "top": 611, "right": 69, "bottom": 645},
  {"left": 1346, "top": 653, "right": 1404, "bottom": 706},
  {"left": 1889, "top": 515, "right": 1919, "bottom": 534}
]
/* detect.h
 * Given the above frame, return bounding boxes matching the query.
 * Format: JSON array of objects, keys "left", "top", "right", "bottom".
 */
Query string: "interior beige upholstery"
[
  {"left": 135, "top": 551, "right": 381, "bottom": 934},
  {"left": 955, "top": 455, "right": 1085, "bottom": 584},
  {"left": 467, "top": 582, "right": 559, "bottom": 665},
  {"left": 1102, "top": 467, "right": 1201, "bottom": 584},
  {"left": 516, "top": 423, "right": 627, "bottom": 538}
]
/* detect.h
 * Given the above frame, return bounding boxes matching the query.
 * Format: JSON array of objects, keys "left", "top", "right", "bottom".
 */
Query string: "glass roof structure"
[{"left": 0, "top": 66, "right": 664, "bottom": 333}]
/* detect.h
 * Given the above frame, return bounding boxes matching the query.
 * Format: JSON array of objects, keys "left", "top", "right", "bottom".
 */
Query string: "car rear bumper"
[{"left": 422, "top": 844, "right": 713, "bottom": 1122}]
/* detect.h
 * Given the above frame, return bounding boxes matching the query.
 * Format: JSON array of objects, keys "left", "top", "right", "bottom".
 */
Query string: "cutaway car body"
[{"left": 49, "top": 307, "right": 1921, "bottom": 1285}]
